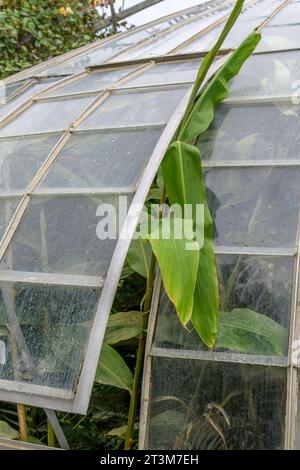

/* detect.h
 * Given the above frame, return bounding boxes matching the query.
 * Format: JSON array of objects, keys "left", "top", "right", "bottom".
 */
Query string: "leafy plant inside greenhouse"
[{"left": 0, "top": 0, "right": 299, "bottom": 454}]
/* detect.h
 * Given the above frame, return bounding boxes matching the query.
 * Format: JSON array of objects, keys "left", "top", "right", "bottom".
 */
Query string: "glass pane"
[
  {"left": 258, "top": 25, "right": 300, "bottom": 52},
  {"left": 155, "top": 255, "right": 293, "bottom": 353},
  {"left": 148, "top": 358, "right": 286, "bottom": 450},
  {"left": 0, "top": 194, "right": 132, "bottom": 276},
  {"left": 0, "top": 96, "right": 94, "bottom": 138},
  {"left": 38, "top": 128, "right": 163, "bottom": 190},
  {"left": 228, "top": 51, "right": 300, "bottom": 98},
  {"left": 0, "top": 134, "right": 61, "bottom": 191},
  {"left": 0, "top": 283, "right": 100, "bottom": 391},
  {"left": 44, "top": 68, "right": 136, "bottom": 99},
  {"left": 0, "top": 198, "right": 20, "bottom": 240},
  {"left": 0, "top": 82, "right": 56, "bottom": 122},
  {"left": 78, "top": 87, "right": 188, "bottom": 130},
  {"left": 204, "top": 167, "right": 300, "bottom": 248},
  {"left": 198, "top": 104, "right": 300, "bottom": 162},
  {"left": 117, "top": 61, "right": 200, "bottom": 88}
]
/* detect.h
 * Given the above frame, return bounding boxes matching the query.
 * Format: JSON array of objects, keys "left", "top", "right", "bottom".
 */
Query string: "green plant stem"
[
  {"left": 124, "top": 253, "right": 156, "bottom": 450},
  {"left": 17, "top": 404, "right": 28, "bottom": 442},
  {"left": 125, "top": 187, "right": 166, "bottom": 450},
  {"left": 47, "top": 419, "right": 56, "bottom": 447}
]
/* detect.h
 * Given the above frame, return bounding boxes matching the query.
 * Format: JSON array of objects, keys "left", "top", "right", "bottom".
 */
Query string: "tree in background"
[{"left": 0, "top": 1, "right": 112, "bottom": 79}]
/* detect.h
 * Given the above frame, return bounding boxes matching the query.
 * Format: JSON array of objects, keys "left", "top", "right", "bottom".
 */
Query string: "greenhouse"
[{"left": 0, "top": 0, "right": 300, "bottom": 451}]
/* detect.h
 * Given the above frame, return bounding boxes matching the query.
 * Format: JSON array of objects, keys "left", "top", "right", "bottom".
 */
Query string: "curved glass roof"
[{"left": 0, "top": 0, "right": 297, "bottom": 430}]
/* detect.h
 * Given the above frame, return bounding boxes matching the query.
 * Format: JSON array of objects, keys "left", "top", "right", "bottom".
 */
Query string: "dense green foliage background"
[{"left": 0, "top": 0, "right": 100, "bottom": 79}]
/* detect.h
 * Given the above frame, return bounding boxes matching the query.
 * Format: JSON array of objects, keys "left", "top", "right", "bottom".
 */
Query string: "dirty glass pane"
[
  {"left": 0, "top": 134, "right": 61, "bottom": 191},
  {"left": 155, "top": 255, "right": 293, "bottom": 354},
  {"left": 38, "top": 128, "right": 163, "bottom": 190},
  {"left": 0, "top": 96, "right": 94, "bottom": 138},
  {"left": 44, "top": 68, "right": 136, "bottom": 98},
  {"left": 0, "top": 82, "right": 56, "bottom": 122},
  {"left": 0, "top": 283, "right": 100, "bottom": 391},
  {"left": 258, "top": 25, "right": 300, "bottom": 52},
  {"left": 117, "top": 61, "right": 200, "bottom": 88},
  {"left": 198, "top": 104, "right": 300, "bottom": 162},
  {"left": 0, "top": 198, "right": 20, "bottom": 240},
  {"left": 78, "top": 87, "right": 188, "bottom": 130},
  {"left": 0, "top": 194, "right": 132, "bottom": 277},
  {"left": 204, "top": 166, "right": 300, "bottom": 248},
  {"left": 148, "top": 358, "right": 286, "bottom": 450},
  {"left": 228, "top": 51, "right": 300, "bottom": 98}
]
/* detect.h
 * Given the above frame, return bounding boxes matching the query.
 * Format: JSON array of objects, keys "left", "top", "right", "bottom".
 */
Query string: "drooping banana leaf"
[
  {"left": 217, "top": 308, "right": 288, "bottom": 356},
  {"left": 104, "top": 311, "right": 142, "bottom": 345},
  {"left": 160, "top": 31, "right": 261, "bottom": 346},
  {"left": 148, "top": 217, "right": 200, "bottom": 326},
  {"left": 179, "top": 31, "right": 261, "bottom": 142},
  {"left": 126, "top": 236, "right": 152, "bottom": 278},
  {"left": 162, "top": 142, "right": 218, "bottom": 347},
  {"left": 95, "top": 344, "right": 133, "bottom": 393},
  {"left": 0, "top": 421, "right": 19, "bottom": 439}
]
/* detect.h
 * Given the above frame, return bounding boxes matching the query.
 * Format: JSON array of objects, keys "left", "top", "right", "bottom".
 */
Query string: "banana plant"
[
  {"left": 95, "top": 0, "right": 263, "bottom": 450},
  {"left": 128, "top": 27, "right": 261, "bottom": 348}
]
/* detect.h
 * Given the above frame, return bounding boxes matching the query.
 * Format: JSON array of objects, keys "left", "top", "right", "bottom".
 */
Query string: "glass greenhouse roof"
[{"left": 1, "top": 0, "right": 300, "bottom": 450}]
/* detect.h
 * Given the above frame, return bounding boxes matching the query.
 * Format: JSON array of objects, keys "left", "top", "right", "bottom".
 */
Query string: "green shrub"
[{"left": 0, "top": 1, "right": 100, "bottom": 79}]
